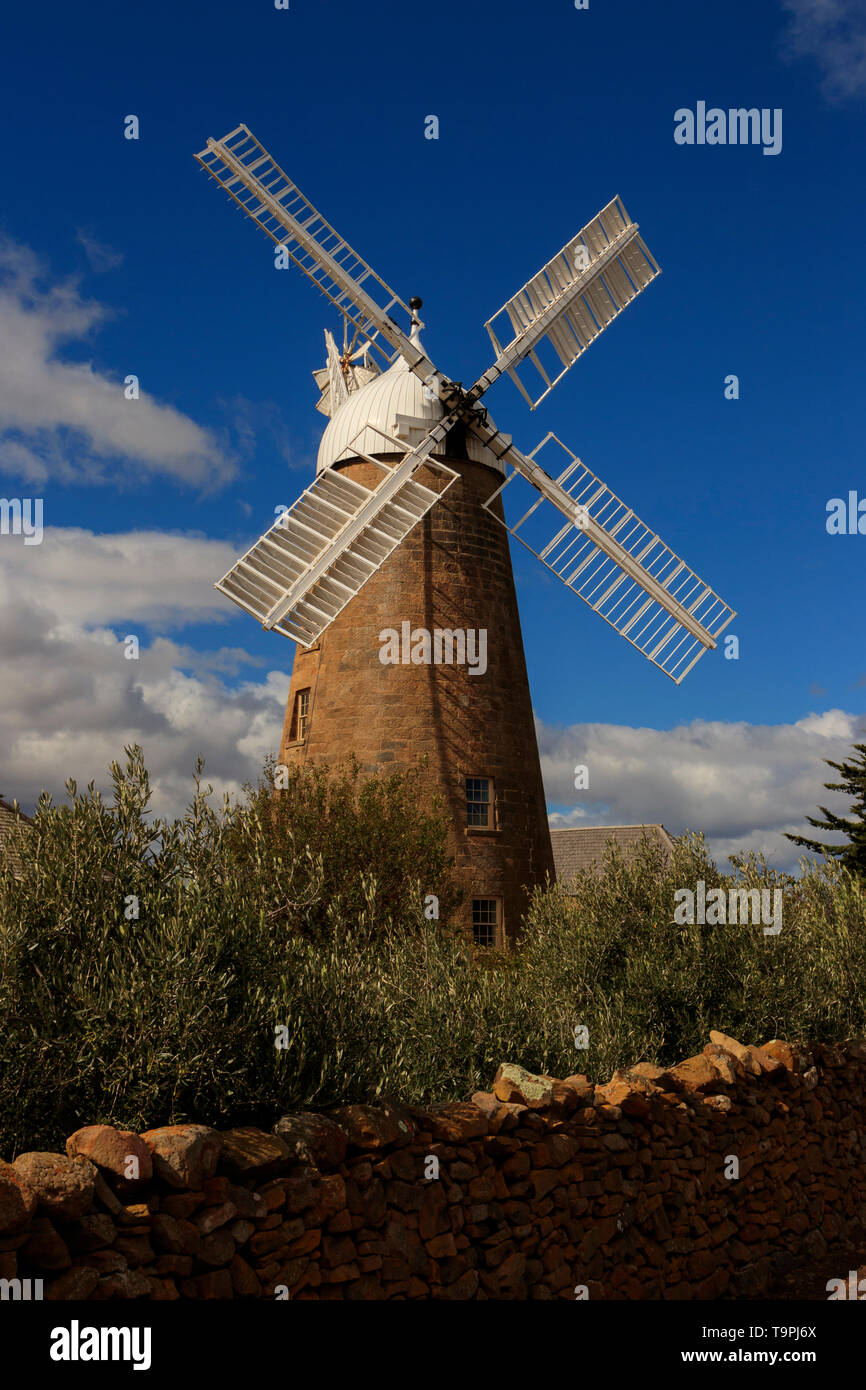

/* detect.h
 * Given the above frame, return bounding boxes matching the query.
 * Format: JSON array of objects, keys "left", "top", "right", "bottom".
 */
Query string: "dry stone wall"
[{"left": 1, "top": 1033, "right": 864, "bottom": 1301}]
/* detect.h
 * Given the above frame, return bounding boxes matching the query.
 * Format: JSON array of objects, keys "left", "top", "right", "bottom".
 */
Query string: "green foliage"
[
  {"left": 785, "top": 740, "right": 866, "bottom": 877},
  {"left": 2, "top": 750, "right": 866, "bottom": 1156},
  {"left": 238, "top": 753, "right": 462, "bottom": 939}
]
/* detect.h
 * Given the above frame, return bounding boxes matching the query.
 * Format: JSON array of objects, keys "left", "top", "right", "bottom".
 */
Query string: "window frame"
[
  {"left": 289, "top": 687, "right": 311, "bottom": 743},
  {"left": 472, "top": 896, "right": 502, "bottom": 948},
  {"left": 465, "top": 775, "right": 495, "bottom": 831}
]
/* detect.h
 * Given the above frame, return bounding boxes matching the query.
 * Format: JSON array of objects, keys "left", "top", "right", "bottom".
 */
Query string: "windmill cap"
[{"left": 315, "top": 352, "right": 507, "bottom": 477}]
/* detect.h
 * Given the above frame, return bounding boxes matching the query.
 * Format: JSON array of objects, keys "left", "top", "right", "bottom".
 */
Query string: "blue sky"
[{"left": 1, "top": 0, "right": 864, "bottom": 866}]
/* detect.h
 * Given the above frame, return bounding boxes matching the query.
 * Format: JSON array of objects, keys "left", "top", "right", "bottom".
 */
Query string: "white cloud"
[
  {"left": 780, "top": 0, "right": 866, "bottom": 99},
  {"left": 539, "top": 709, "right": 866, "bottom": 870},
  {"left": 4, "top": 523, "right": 864, "bottom": 868},
  {"left": 0, "top": 238, "right": 234, "bottom": 487},
  {"left": 0, "top": 528, "right": 289, "bottom": 818},
  {"left": 75, "top": 229, "right": 124, "bottom": 273},
  {"left": 0, "top": 526, "right": 243, "bottom": 628}
]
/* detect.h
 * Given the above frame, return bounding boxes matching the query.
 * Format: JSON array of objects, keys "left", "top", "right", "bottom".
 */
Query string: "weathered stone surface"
[
  {"left": 331, "top": 1104, "right": 413, "bottom": 1150},
  {"left": 702, "top": 1044, "right": 747, "bottom": 1085},
  {"left": 22, "top": 1217, "right": 71, "bottom": 1269},
  {"left": 113, "top": 1234, "right": 154, "bottom": 1267},
  {"left": 196, "top": 1200, "right": 237, "bottom": 1235},
  {"left": 202, "top": 1176, "right": 232, "bottom": 1205},
  {"left": 409, "top": 1103, "right": 488, "bottom": 1143},
  {"left": 198, "top": 1229, "right": 235, "bottom": 1267},
  {"left": 561, "top": 1073, "right": 594, "bottom": 1097},
  {"left": 488, "top": 1101, "right": 526, "bottom": 1134},
  {"left": 704, "top": 1093, "right": 733, "bottom": 1112},
  {"left": 64, "top": 1212, "right": 117, "bottom": 1252},
  {"left": 761, "top": 1040, "right": 799, "bottom": 1071},
  {"left": 117, "top": 1201, "right": 151, "bottom": 1225},
  {"left": 469, "top": 1091, "right": 499, "bottom": 1117},
  {"left": 45, "top": 1265, "right": 100, "bottom": 1300},
  {"left": 92, "top": 1171, "right": 123, "bottom": 1216},
  {"left": 0, "top": 1159, "right": 37, "bottom": 1234},
  {"left": 151, "top": 1213, "right": 200, "bottom": 1257},
  {"left": 161, "top": 1191, "right": 204, "bottom": 1220},
  {"left": 149, "top": 1276, "right": 181, "bottom": 1300},
  {"left": 230, "top": 1252, "right": 261, "bottom": 1297},
  {"left": 667, "top": 1054, "right": 729, "bottom": 1093},
  {"left": 311, "top": 1174, "right": 347, "bottom": 1222},
  {"left": 98, "top": 1270, "right": 152, "bottom": 1299},
  {"left": 81, "top": 1248, "right": 127, "bottom": 1275},
  {"left": 274, "top": 1113, "right": 348, "bottom": 1168},
  {"left": 140, "top": 1125, "right": 222, "bottom": 1189},
  {"left": 709, "top": 1030, "right": 762, "bottom": 1075},
  {"left": 13, "top": 1153, "right": 96, "bottom": 1220},
  {"left": 179, "top": 1269, "right": 233, "bottom": 1299},
  {"left": 628, "top": 1063, "right": 669, "bottom": 1086},
  {"left": 492, "top": 1064, "right": 556, "bottom": 1109},
  {"left": 746, "top": 1044, "right": 785, "bottom": 1076},
  {"left": 595, "top": 1070, "right": 657, "bottom": 1118},
  {"left": 550, "top": 1081, "right": 580, "bottom": 1114},
  {"left": 218, "top": 1128, "right": 291, "bottom": 1178},
  {"left": 155, "top": 1253, "right": 193, "bottom": 1276},
  {"left": 12, "top": 1033, "right": 866, "bottom": 1302},
  {"left": 66, "top": 1126, "right": 153, "bottom": 1184}
]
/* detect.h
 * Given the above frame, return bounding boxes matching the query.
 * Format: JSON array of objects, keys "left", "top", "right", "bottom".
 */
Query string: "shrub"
[{"left": 1, "top": 750, "right": 865, "bottom": 1156}]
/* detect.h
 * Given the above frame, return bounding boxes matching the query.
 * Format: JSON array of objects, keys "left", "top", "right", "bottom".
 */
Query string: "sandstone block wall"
[
  {"left": 278, "top": 454, "right": 555, "bottom": 944},
  {"left": 1, "top": 1033, "right": 864, "bottom": 1301}
]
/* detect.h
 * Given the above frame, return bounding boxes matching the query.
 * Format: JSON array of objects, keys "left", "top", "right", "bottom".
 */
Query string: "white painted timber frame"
[
  {"left": 194, "top": 125, "right": 433, "bottom": 379},
  {"left": 216, "top": 423, "right": 459, "bottom": 644},
  {"left": 480, "top": 434, "right": 736, "bottom": 682},
  {"left": 197, "top": 122, "right": 735, "bottom": 681}
]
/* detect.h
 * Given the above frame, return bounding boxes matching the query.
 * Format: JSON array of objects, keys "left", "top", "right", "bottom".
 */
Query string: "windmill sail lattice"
[
  {"left": 196, "top": 122, "right": 735, "bottom": 683},
  {"left": 194, "top": 125, "right": 418, "bottom": 370},
  {"left": 217, "top": 439, "right": 457, "bottom": 646},
  {"left": 483, "top": 435, "right": 735, "bottom": 683},
  {"left": 482, "top": 197, "right": 660, "bottom": 409}
]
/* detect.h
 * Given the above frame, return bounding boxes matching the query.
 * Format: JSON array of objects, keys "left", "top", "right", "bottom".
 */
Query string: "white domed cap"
[{"left": 316, "top": 348, "right": 507, "bottom": 476}]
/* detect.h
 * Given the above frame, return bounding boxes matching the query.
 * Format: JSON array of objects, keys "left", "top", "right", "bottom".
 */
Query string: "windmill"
[{"left": 194, "top": 123, "right": 736, "bottom": 944}]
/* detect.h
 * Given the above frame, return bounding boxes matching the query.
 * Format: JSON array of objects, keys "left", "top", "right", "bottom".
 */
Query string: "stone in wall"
[{"left": 2, "top": 1035, "right": 866, "bottom": 1301}]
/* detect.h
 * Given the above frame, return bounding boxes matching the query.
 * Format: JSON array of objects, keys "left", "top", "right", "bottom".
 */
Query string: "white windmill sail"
[
  {"left": 216, "top": 430, "right": 459, "bottom": 646},
  {"left": 196, "top": 123, "right": 735, "bottom": 681},
  {"left": 480, "top": 197, "right": 660, "bottom": 409},
  {"left": 194, "top": 124, "right": 431, "bottom": 377},
  {"left": 480, "top": 433, "right": 735, "bottom": 683}
]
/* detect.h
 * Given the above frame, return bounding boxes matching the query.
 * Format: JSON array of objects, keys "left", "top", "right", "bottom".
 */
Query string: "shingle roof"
[
  {"left": 0, "top": 797, "right": 33, "bottom": 878},
  {"left": 550, "top": 824, "right": 676, "bottom": 884}
]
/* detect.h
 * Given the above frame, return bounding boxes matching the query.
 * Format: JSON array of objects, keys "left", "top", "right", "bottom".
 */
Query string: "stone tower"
[{"left": 278, "top": 337, "right": 554, "bottom": 946}]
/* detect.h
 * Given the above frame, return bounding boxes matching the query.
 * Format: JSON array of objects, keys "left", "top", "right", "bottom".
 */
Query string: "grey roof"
[
  {"left": 0, "top": 797, "right": 32, "bottom": 877},
  {"left": 550, "top": 824, "right": 677, "bottom": 883}
]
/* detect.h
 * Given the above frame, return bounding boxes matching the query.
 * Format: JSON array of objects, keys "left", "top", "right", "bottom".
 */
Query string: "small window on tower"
[
  {"left": 466, "top": 777, "right": 493, "bottom": 828},
  {"left": 472, "top": 898, "right": 501, "bottom": 948},
  {"left": 290, "top": 688, "right": 311, "bottom": 742}
]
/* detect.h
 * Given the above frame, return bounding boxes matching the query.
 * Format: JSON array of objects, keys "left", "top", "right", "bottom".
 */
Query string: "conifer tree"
[{"left": 785, "top": 742, "right": 866, "bottom": 876}]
